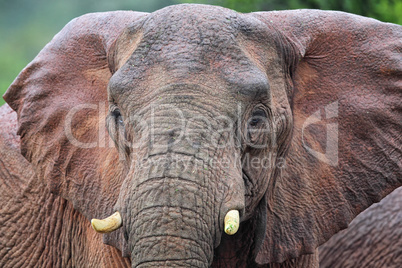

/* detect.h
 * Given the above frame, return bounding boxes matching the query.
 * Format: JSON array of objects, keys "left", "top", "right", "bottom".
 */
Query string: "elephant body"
[
  {"left": 319, "top": 186, "right": 402, "bottom": 268},
  {"left": 0, "top": 4, "right": 401, "bottom": 268}
]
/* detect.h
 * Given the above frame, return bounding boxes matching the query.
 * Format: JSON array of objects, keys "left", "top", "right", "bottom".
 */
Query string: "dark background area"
[{"left": 1, "top": 0, "right": 400, "bottom": 105}]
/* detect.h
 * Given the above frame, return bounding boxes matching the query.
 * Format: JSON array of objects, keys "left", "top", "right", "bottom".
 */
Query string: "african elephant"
[
  {"left": 0, "top": 4, "right": 401, "bottom": 268},
  {"left": 319, "top": 186, "right": 402, "bottom": 267}
]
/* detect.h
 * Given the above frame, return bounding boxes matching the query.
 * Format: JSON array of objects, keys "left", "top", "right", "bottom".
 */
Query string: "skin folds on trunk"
[
  {"left": 124, "top": 159, "right": 217, "bottom": 267},
  {"left": 131, "top": 204, "right": 211, "bottom": 267}
]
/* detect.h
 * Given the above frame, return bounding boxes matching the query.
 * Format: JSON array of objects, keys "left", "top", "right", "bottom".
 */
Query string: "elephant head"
[{"left": 4, "top": 4, "right": 401, "bottom": 267}]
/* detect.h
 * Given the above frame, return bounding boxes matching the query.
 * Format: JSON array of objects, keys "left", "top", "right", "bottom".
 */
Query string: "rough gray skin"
[
  {"left": 1, "top": 4, "right": 401, "bottom": 268},
  {"left": 108, "top": 7, "right": 278, "bottom": 267},
  {"left": 319, "top": 187, "right": 402, "bottom": 268}
]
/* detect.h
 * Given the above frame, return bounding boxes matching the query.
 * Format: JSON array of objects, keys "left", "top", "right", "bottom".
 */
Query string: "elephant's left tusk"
[
  {"left": 224, "top": 210, "right": 240, "bottom": 235},
  {"left": 91, "top": 212, "right": 122, "bottom": 233}
]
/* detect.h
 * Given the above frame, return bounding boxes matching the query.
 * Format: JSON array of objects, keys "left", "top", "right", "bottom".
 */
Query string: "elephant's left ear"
[
  {"left": 3, "top": 11, "right": 147, "bottom": 220},
  {"left": 250, "top": 10, "right": 402, "bottom": 264}
]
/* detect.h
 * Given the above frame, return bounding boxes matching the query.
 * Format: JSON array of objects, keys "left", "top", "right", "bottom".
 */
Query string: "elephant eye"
[
  {"left": 106, "top": 104, "right": 129, "bottom": 156},
  {"left": 249, "top": 117, "right": 261, "bottom": 127},
  {"left": 246, "top": 108, "right": 270, "bottom": 148},
  {"left": 248, "top": 109, "right": 266, "bottom": 128},
  {"left": 111, "top": 107, "right": 124, "bottom": 125}
]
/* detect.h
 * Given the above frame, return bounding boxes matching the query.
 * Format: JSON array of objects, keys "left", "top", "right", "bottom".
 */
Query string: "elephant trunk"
[
  {"left": 131, "top": 206, "right": 212, "bottom": 267},
  {"left": 122, "top": 151, "right": 244, "bottom": 267},
  {"left": 127, "top": 175, "right": 215, "bottom": 267}
]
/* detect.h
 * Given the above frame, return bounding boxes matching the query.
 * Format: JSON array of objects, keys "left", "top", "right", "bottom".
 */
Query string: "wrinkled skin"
[
  {"left": 0, "top": 4, "right": 401, "bottom": 268},
  {"left": 319, "top": 187, "right": 402, "bottom": 268}
]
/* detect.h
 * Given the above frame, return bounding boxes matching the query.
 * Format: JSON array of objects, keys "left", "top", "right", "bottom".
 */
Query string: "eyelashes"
[
  {"left": 245, "top": 107, "right": 272, "bottom": 149},
  {"left": 106, "top": 104, "right": 127, "bottom": 154},
  {"left": 248, "top": 109, "right": 267, "bottom": 128},
  {"left": 110, "top": 105, "right": 124, "bottom": 125}
]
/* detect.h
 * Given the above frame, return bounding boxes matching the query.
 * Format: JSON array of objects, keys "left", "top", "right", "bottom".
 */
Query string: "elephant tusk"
[
  {"left": 91, "top": 212, "right": 122, "bottom": 233},
  {"left": 224, "top": 210, "right": 240, "bottom": 235}
]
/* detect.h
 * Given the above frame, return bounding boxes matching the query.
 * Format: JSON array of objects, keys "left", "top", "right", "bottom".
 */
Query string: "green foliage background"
[
  {"left": 182, "top": 0, "right": 402, "bottom": 23},
  {"left": 1, "top": 0, "right": 400, "bottom": 105}
]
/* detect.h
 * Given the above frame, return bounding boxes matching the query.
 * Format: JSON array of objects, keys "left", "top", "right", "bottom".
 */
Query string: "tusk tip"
[
  {"left": 224, "top": 210, "right": 240, "bottom": 235},
  {"left": 91, "top": 211, "right": 122, "bottom": 234}
]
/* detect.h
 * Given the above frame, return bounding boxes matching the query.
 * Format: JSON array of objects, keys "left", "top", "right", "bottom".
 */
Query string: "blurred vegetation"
[
  {"left": 182, "top": 0, "right": 402, "bottom": 24},
  {"left": 1, "top": 0, "right": 400, "bottom": 105}
]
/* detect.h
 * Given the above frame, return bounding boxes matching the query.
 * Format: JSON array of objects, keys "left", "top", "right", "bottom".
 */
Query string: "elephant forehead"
[
  {"left": 135, "top": 6, "right": 246, "bottom": 67},
  {"left": 143, "top": 4, "right": 240, "bottom": 41},
  {"left": 109, "top": 5, "right": 277, "bottom": 102}
]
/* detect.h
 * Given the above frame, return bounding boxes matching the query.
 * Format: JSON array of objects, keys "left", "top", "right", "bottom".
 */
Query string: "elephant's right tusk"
[
  {"left": 91, "top": 212, "right": 122, "bottom": 233},
  {"left": 224, "top": 210, "right": 240, "bottom": 235}
]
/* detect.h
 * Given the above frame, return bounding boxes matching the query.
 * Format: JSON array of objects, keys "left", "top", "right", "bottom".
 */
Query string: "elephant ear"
[
  {"left": 3, "top": 11, "right": 147, "bottom": 220},
  {"left": 251, "top": 10, "right": 402, "bottom": 264}
]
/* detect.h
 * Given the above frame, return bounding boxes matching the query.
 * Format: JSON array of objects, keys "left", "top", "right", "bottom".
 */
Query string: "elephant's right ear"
[
  {"left": 3, "top": 11, "right": 147, "bottom": 221},
  {"left": 250, "top": 10, "right": 402, "bottom": 265}
]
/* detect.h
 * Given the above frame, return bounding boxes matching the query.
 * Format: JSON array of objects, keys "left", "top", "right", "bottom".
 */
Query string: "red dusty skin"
[
  {"left": 319, "top": 187, "right": 402, "bottom": 268},
  {"left": 1, "top": 4, "right": 401, "bottom": 268}
]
